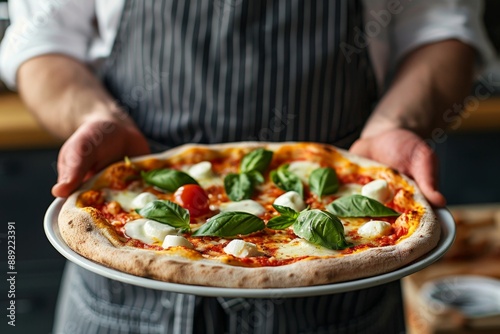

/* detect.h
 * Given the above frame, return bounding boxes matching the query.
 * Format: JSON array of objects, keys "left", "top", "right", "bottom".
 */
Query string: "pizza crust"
[{"left": 58, "top": 142, "right": 441, "bottom": 288}]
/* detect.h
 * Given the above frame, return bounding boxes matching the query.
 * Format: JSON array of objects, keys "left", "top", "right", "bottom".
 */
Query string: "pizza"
[{"left": 58, "top": 142, "right": 440, "bottom": 288}]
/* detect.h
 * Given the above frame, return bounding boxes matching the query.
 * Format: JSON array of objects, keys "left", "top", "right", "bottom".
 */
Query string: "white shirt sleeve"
[
  {"left": 0, "top": 0, "right": 97, "bottom": 88},
  {"left": 392, "top": 0, "right": 495, "bottom": 67},
  {"left": 364, "top": 0, "right": 497, "bottom": 88}
]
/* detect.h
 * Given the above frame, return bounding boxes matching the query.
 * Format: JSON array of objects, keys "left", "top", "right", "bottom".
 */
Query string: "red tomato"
[{"left": 174, "top": 184, "right": 210, "bottom": 218}]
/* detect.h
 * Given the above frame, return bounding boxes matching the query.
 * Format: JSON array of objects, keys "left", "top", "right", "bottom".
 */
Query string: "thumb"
[
  {"left": 52, "top": 135, "right": 97, "bottom": 198},
  {"left": 407, "top": 141, "right": 446, "bottom": 207}
]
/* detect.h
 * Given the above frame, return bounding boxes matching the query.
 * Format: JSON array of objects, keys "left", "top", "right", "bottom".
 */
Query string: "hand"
[
  {"left": 349, "top": 128, "right": 446, "bottom": 207},
  {"left": 52, "top": 118, "right": 150, "bottom": 198}
]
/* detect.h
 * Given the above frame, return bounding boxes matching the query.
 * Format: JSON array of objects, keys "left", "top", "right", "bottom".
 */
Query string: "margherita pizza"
[{"left": 58, "top": 142, "right": 440, "bottom": 288}]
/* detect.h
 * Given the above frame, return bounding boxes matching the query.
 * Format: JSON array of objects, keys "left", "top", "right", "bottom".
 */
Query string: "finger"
[
  {"left": 52, "top": 135, "right": 98, "bottom": 197},
  {"left": 408, "top": 141, "right": 447, "bottom": 207},
  {"left": 349, "top": 138, "right": 371, "bottom": 159}
]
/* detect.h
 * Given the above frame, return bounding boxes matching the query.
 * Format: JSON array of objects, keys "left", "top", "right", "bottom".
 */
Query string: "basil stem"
[
  {"left": 141, "top": 169, "right": 198, "bottom": 192},
  {"left": 326, "top": 194, "right": 400, "bottom": 218},
  {"left": 136, "top": 200, "right": 190, "bottom": 230},
  {"left": 240, "top": 148, "right": 274, "bottom": 174},
  {"left": 270, "top": 164, "right": 304, "bottom": 197},
  {"left": 293, "top": 209, "right": 351, "bottom": 250},
  {"left": 309, "top": 167, "right": 339, "bottom": 197},
  {"left": 192, "top": 211, "right": 265, "bottom": 237}
]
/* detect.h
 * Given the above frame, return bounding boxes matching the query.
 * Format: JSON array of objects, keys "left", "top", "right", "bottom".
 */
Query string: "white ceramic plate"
[{"left": 44, "top": 198, "right": 455, "bottom": 298}]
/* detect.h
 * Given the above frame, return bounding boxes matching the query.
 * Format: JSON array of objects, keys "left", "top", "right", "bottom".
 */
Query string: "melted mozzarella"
[
  {"left": 357, "top": 220, "right": 392, "bottom": 239},
  {"left": 130, "top": 192, "right": 158, "bottom": 210},
  {"left": 219, "top": 200, "right": 266, "bottom": 216},
  {"left": 275, "top": 239, "right": 338, "bottom": 258},
  {"left": 223, "top": 239, "right": 263, "bottom": 258},
  {"left": 187, "top": 161, "right": 222, "bottom": 187},
  {"left": 334, "top": 183, "right": 362, "bottom": 197},
  {"left": 124, "top": 219, "right": 176, "bottom": 244},
  {"left": 162, "top": 235, "right": 194, "bottom": 249},
  {"left": 188, "top": 161, "right": 212, "bottom": 179},
  {"left": 106, "top": 190, "right": 141, "bottom": 211},
  {"left": 273, "top": 191, "right": 305, "bottom": 212},
  {"left": 361, "top": 179, "right": 390, "bottom": 203},
  {"left": 287, "top": 161, "right": 321, "bottom": 184}
]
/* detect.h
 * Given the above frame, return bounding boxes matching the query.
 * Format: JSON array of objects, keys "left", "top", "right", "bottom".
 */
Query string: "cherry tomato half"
[{"left": 174, "top": 184, "right": 210, "bottom": 218}]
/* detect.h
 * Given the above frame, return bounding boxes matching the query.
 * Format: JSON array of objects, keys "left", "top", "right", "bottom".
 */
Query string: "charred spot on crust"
[
  {"left": 67, "top": 220, "right": 73, "bottom": 225},
  {"left": 85, "top": 223, "right": 93, "bottom": 232},
  {"left": 323, "top": 145, "right": 334, "bottom": 152}
]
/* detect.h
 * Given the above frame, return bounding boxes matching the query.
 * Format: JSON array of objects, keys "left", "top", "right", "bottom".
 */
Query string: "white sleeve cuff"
[
  {"left": 393, "top": 0, "right": 496, "bottom": 70},
  {"left": 0, "top": 30, "right": 88, "bottom": 88},
  {"left": 0, "top": 0, "right": 95, "bottom": 89}
]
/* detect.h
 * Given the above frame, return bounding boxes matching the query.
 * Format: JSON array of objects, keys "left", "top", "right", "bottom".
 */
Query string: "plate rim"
[{"left": 44, "top": 198, "right": 456, "bottom": 298}]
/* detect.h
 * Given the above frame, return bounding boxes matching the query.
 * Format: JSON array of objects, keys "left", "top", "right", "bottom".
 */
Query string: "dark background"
[{"left": 0, "top": 1, "right": 500, "bottom": 333}]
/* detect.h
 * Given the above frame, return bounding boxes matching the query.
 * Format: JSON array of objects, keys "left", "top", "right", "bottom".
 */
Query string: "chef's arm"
[
  {"left": 17, "top": 54, "right": 133, "bottom": 139},
  {"left": 362, "top": 40, "right": 475, "bottom": 138},
  {"left": 351, "top": 40, "right": 476, "bottom": 207},
  {"left": 17, "top": 54, "right": 150, "bottom": 197}
]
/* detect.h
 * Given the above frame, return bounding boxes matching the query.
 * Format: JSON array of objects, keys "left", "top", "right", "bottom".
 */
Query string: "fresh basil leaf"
[
  {"left": 136, "top": 200, "right": 190, "bottom": 230},
  {"left": 309, "top": 167, "right": 339, "bottom": 197},
  {"left": 273, "top": 204, "right": 299, "bottom": 218},
  {"left": 224, "top": 173, "right": 253, "bottom": 201},
  {"left": 224, "top": 171, "right": 264, "bottom": 202},
  {"left": 141, "top": 169, "right": 198, "bottom": 192},
  {"left": 246, "top": 170, "right": 264, "bottom": 184},
  {"left": 192, "top": 211, "right": 265, "bottom": 237},
  {"left": 326, "top": 194, "right": 400, "bottom": 217},
  {"left": 267, "top": 215, "right": 296, "bottom": 230},
  {"left": 270, "top": 164, "right": 304, "bottom": 197},
  {"left": 293, "top": 209, "right": 351, "bottom": 250},
  {"left": 240, "top": 148, "right": 274, "bottom": 174}
]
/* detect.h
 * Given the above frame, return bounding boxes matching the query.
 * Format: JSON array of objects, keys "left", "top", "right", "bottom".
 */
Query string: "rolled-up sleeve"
[
  {"left": 392, "top": 0, "right": 496, "bottom": 66},
  {"left": 0, "top": 0, "right": 96, "bottom": 88}
]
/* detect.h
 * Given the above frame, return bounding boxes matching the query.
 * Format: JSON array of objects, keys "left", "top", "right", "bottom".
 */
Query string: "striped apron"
[{"left": 54, "top": 1, "right": 405, "bottom": 333}]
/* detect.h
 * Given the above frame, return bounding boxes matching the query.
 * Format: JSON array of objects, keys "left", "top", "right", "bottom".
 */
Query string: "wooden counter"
[
  {"left": 455, "top": 97, "right": 500, "bottom": 132},
  {"left": 0, "top": 92, "right": 62, "bottom": 149}
]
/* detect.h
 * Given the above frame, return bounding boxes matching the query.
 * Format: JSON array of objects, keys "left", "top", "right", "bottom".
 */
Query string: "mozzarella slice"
[
  {"left": 287, "top": 161, "right": 321, "bottom": 184},
  {"left": 273, "top": 191, "right": 305, "bottom": 212},
  {"left": 188, "top": 161, "right": 213, "bottom": 179},
  {"left": 186, "top": 161, "right": 222, "bottom": 187},
  {"left": 219, "top": 200, "right": 266, "bottom": 216},
  {"left": 162, "top": 235, "right": 194, "bottom": 249},
  {"left": 223, "top": 239, "right": 263, "bottom": 258},
  {"left": 334, "top": 183, "right": 362, "bottom": 197},
  {"left": 357, "top": 220, "right": 392, "bottom": 239},
  {"left": 105, "top": 190, "right": 141, "bottom": 211},
  {"left": 143, "top": 220, "right": 177, "bottom": 240},
  {"left": 124, "top": 219, "right": 176, "bottom": 244},
  {"left": 130, "top": 192, "right": 158, "bottom": 210},
  {"left": 361, "top": 179, "right": 390, "bottom": 203}
]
